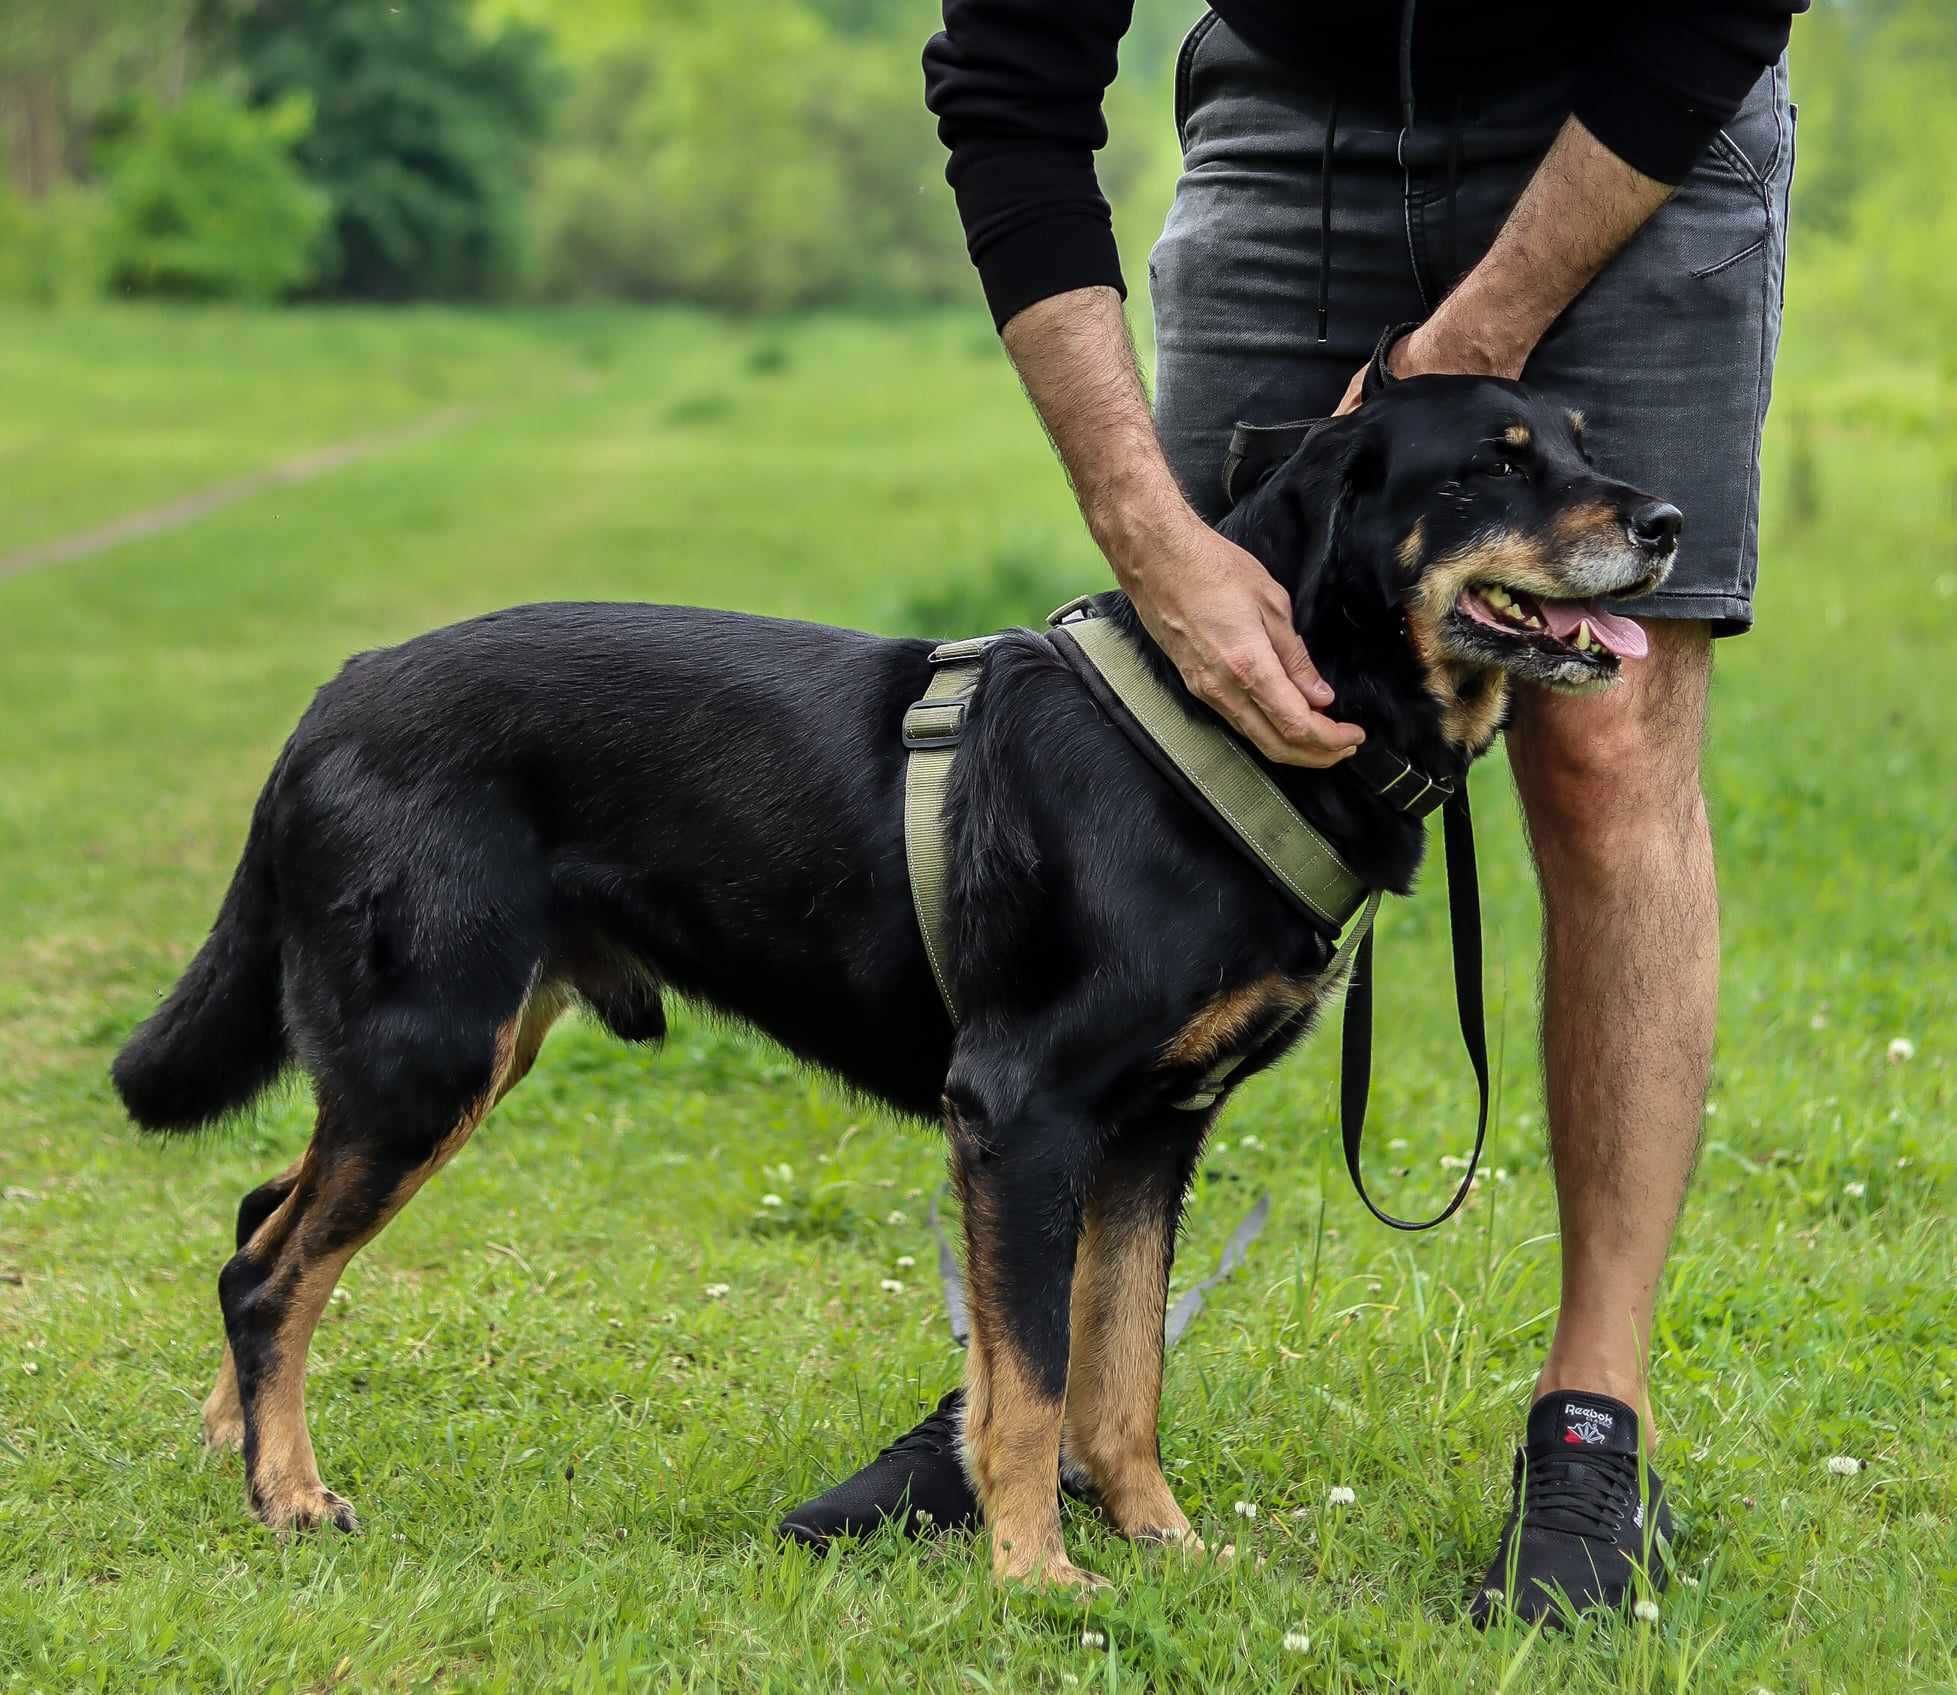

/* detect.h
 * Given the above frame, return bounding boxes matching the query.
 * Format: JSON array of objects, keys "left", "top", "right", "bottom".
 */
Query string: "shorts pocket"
[{"left": 1174, "top": 10, "right": 1222, "bottom": 152}]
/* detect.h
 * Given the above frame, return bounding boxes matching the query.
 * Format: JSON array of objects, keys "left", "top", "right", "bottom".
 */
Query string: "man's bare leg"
[{"left": 1506, "top": 620, "right": 1717, "bottom": 1430}]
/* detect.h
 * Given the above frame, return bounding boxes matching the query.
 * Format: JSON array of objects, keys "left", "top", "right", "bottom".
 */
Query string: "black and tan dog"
[{"left": 113, "top": 372, "right": 1676, "bottom": 1588}]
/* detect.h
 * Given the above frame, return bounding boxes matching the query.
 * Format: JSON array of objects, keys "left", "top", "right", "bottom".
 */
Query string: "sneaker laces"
[
  {"left": 1514, "top": 1445, "right": 1642, "bottom": 1540},
  {"left": 876, "top": 1391, "right": 963, "bottom": 1463}
]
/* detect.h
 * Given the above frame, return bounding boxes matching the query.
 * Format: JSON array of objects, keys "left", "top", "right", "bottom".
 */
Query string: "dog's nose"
[{"left": 1630, "top": 501, "right": 1682, "bottom": 553}]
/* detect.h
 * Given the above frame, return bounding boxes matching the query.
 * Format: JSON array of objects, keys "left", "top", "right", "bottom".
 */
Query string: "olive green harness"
[{"left": 901, "top": 596, "right": 1490, "bottom": 1233}]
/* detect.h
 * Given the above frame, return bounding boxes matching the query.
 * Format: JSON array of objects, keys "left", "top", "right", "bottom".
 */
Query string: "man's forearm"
[
  {"left": 999, "top": 286, "right": 1197, "bottom": 587},
  {"left": 1412, "top": 117, "right": 1674, "bottom": 378}
]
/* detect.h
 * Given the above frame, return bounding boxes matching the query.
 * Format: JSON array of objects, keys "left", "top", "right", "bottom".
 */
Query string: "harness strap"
[
  {"left": 1053, "top": 609, "right": 1369, "bottom": 932},
  {"left": 902, "top": 637, "right": 998, "bottom": 1019}
]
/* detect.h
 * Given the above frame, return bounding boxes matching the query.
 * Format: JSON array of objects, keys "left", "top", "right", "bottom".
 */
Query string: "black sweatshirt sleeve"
[
  {"left": 922, "top": 0, "right": 1133, "bottom": 332},
  {"left": 1575, "top": 5, "right": 1801, "bottom": 186}
]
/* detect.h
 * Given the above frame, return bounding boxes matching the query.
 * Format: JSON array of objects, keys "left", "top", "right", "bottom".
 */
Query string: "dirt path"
[{"left": 0, "top": 406, "right": 474, "bottom": 581}]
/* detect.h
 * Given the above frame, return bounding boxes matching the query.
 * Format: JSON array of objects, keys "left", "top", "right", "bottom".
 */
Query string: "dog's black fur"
[{"left": 113, "top": 373, "right": 1676, "bottom": 1576}]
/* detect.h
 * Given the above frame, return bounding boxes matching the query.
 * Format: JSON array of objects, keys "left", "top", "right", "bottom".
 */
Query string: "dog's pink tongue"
[{"left": 1542, "top": 600, "right": 1649, "bottom": 660}]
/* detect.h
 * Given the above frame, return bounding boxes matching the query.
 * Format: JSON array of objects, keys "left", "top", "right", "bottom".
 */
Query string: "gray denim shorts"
[{"left": 1150, "top": 17, "right": 1795, "bottom": 634}]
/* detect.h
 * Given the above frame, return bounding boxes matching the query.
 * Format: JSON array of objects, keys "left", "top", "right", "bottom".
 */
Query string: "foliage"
[
  {"left": 525, "top": 1, "right": 968, "bottom": 310},
  {"left": 0, "top": 185, "right": 109, "bottom": 305},
  {"left": 233, "top": 0, "right": 559, "bottom": 300},
  {"left": 96, "top": 89, "right": 328, "bottom": 302}
]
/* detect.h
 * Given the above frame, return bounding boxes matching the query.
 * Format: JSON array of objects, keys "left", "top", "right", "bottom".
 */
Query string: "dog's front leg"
[
  {"left": 1062, "top": 1124, "right": 1203, "bottom": 1551},
  {"left": 948, "top": 1090, "right": 1105, "bottom": 1592}
]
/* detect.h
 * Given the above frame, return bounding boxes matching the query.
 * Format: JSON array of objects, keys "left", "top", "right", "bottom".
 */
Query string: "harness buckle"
[
  {"left": 928, "top": 634, "right": 1002, "bottom": 665},
  {"left": 902, "top": 698, "right": 967, "bottom": 750},
  {"left": 1046, "top": 595, "right": 1099, "bottom": 628}
]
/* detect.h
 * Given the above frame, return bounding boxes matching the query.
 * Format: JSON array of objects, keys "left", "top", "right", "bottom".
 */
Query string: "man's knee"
[{"left": 1508, "top": 622, "right": 1713, "bottom": 864}]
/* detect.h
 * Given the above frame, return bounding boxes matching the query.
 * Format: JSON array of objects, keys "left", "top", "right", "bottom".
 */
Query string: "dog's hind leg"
[
  {"left": 218, "top": 986, "right": 564, "bottom": 1532},
  {"left": 948, "top": 1085, "right": 1105, "bottom": 1591},
  {"left": 203, "top": 1156, "right": 306, "bottom": 1453},
  {"left": 1061, "top": 1121, "right": 1205, "bottom": 1549}
]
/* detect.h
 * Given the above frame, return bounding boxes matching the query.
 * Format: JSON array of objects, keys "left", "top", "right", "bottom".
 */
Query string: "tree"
[{"left": 233, "top": 0, "right": 558, "bottom": 299}]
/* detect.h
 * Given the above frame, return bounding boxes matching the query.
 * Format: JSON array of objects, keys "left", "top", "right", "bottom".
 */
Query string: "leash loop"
[{"left": 1338, "top": 786, "right": 1490, "bottom": 1230}]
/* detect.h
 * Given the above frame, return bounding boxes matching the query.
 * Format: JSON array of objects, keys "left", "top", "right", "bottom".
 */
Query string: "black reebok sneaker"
[
  {"left": 1470, "top": 1391, "right": 1673, "bottom": 1628},
  {"left": 777, "top": 1389, "right": 978, "bottom": 1548}
]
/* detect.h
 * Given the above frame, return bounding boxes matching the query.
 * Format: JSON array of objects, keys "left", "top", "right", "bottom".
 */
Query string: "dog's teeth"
[
  {"left": 1503, "top": 603, "right": 1528, "bottom": 622},
  {"left": 1485, "top": 586, "right": 1513, "bottom": 609},
  {"left": 1524, "top": 613, "right": 1545, "bottom": 630},
  {"left": 1574, "top": 620, "right": 1594, "bottom": 651}
]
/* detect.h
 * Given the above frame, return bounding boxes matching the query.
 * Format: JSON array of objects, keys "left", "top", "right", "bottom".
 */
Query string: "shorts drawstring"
[{"left": 1320, "top": 0, "right": 1461, "bottom": 346}]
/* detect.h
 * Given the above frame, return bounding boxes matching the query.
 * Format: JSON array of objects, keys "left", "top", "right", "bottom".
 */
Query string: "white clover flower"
[
  {"left": 1233, "top": 1500, "right": 1257, "bottom": 1519},
  {"left": 1282, "top": 1630, "right": 1311, "bottom": 1653},
  {"left": 885, "top": 1209, "right": 908, "bottom": 1226},
  {"left": 760, "top": 1193, "right": 784, "bottom": 1208},
  {"left": 22, "top": 1361, "right": 38, "bottom": 1376},
  {"left": 1680, "top": 1574, "right": 1700, "bottom": 1588},
  {"left": 1843, "top": 1181, "right": 1866, "bottom": 1199},
  {"left": 773, "top": 1163, "right": 794, "bottom": 1182},
  {"left": 1239, "top": 1134, "right": 1263, "bottom": 1150},
  {"left": 704, "top": 1283, "right": 730, "bottom": 1299},
  {"left": 1826, "top": 1455, "right": 1862, "bottom": 1476},
  {"left": 1081, "top": 1630, "right": 1106, "bottom": 1650},
  {"left": 1809, "top": 1011, "right": 1828, "bottom": 1031},
  {"left": 880, "top": 1278, "right": 906, "bottom": 1294},
  {"left": 1633, "top": 1598, "right": 1660, "bottom": 1623},
  {"left": 895, "top": 1254, "right": 915, "bottom": 1269},
  {"left": 1493, "top": 1168, "right": 1511, "bottom": 1183},
  {"left": 1211, "top": 1140, "right": 1230, "bottom": 1154},
  {"left": 1887, "top": 1037, "right": 1916, "bottom": 1064},
  {"left": 1388, "top": 1137, "right": 1410, "bottom": 1152},
  {"left": 1326, "top": 1486, "right": 1356, "bottom": 1507}
]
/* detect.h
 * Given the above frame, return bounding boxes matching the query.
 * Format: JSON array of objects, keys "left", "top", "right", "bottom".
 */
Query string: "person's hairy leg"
[{"left": 1505, "top": 620, "right": 1717, "bottom": 1433}]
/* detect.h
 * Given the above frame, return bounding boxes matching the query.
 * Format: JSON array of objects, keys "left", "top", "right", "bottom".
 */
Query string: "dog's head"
[{"left": 1224, "top": 375, "right": 1680, "bottom": 704}]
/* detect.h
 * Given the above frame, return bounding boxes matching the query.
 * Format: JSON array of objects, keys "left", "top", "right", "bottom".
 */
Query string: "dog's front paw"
[{"left": 254, "top": 1482, "right": 361, "bottom": 1535}]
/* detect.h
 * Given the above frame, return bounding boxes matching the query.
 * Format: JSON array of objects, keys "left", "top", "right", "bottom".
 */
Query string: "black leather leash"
[{"left": 1340, "top": 784, "right": 1490, "bottom": 1230}]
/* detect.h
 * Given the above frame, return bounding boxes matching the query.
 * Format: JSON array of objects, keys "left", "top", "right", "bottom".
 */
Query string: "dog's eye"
[{"left": 1475, "top": 454, "right": 1521, "bottom": 480}]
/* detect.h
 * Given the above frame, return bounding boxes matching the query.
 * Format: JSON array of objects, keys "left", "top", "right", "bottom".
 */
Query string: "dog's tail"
[{"left": 112, "top": 749, "right": 292, "bottom": 1133}]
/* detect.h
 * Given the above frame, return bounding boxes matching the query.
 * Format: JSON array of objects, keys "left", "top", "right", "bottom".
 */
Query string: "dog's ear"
[
  {"left": 1284, "top": 411, "right": 1389, "bottom": 621},
  {"left": 1218, "top": 410, "right": 1383, "bottom": 619},
  {"left": 1360, "top": 319, "right": 1419, "bottom": 407}
]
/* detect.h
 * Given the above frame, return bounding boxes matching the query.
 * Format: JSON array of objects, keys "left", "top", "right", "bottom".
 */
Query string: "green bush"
[
  {"left": 98, "top": 90, "right": 328, "bottom": 302},
  {"left": 0, "top": 185, "right": 110, "bottom": 305},
  {"left": 526, "top": 1, "right": 969, "bottom": 310},
  {"left": 235, "top": 0, "right": 558, "bottom": 301}
]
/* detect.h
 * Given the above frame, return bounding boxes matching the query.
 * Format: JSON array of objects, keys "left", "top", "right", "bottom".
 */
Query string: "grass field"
[{"left": 1, "top": 303, "right": 1953, "bottom": 1694}]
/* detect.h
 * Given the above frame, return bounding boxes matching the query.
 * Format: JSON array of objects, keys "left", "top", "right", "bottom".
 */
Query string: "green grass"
[{"left": 0, "top": 304, "right": 1952, "bottom": 1694}]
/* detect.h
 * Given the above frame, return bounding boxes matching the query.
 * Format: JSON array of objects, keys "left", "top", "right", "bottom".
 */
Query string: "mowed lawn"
[{"left": 0, "top": 305, "right": 1952, "bottom": 1694}]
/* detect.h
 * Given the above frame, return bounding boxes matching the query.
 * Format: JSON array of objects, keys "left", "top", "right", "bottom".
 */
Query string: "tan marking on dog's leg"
[
  {"left": 205, "top": 1154, "right": 305, "bottom": 1453},
  {"left": 202, "top": 1348, "right": 247, "bottom": 1453},
  {"left": 964, "top": 1324, "right": 1101, "bottom": 1590},
  {"left": 952, "top": 1142, "right": 1103, "bottom": 1594},
  {"left": 234, "top": 1008, "right": 532, "bottom": 1533},
  {"left": 1062, "top": 1213, "right": 1195, "bottom": 1549}
]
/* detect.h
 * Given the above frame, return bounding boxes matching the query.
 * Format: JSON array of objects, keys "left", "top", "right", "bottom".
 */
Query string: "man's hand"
[
  {"left": 1112, "top": 505, "right": 1364, "bottom": 768},
  {"left": 1001, "top": 287, "right": 1363, "bottom": 768},
  {"left": 1334, "top": 115, "right": 1674, "bottom": 416}
]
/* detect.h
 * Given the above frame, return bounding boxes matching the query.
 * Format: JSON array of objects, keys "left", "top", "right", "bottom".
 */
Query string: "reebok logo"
[{"left": 1561, "top": 1402, "right": 1617, "bottom": 1447}]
